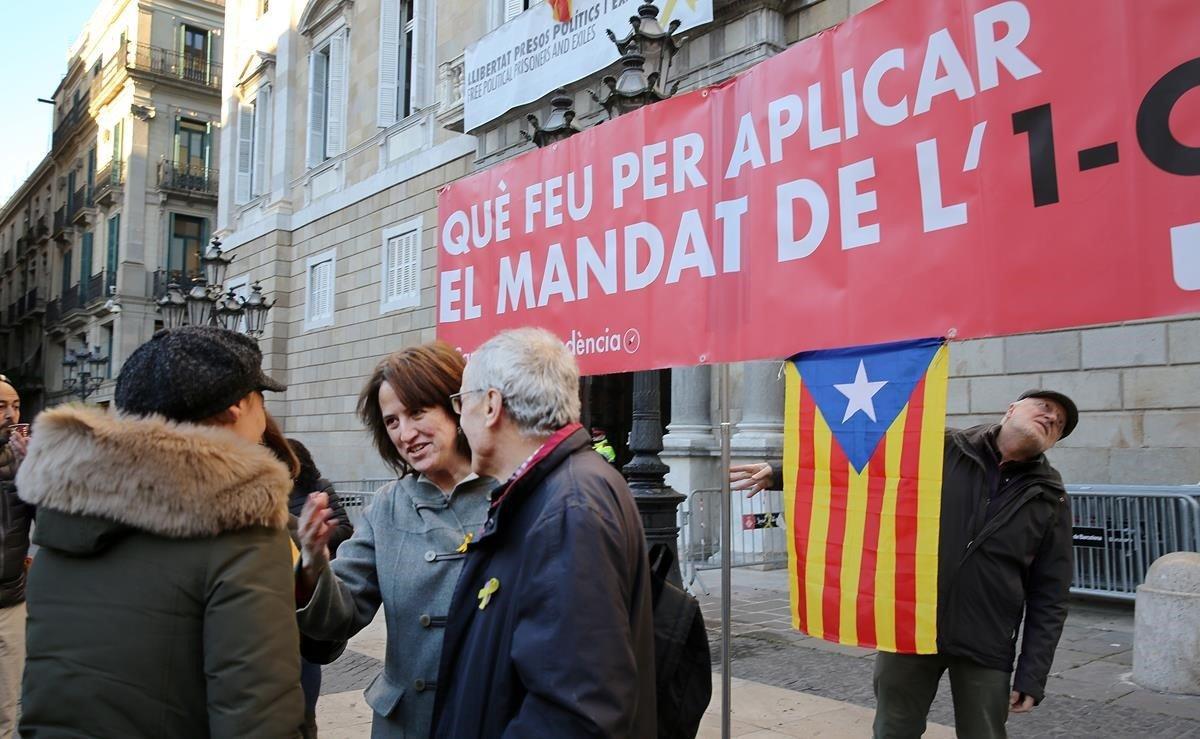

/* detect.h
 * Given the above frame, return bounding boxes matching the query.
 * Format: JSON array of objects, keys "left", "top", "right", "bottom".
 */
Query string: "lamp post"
[
  {"left": 62, "top": 345, "right": 109, "bottom": 402},
  {"left": 156, "top": 237, "right": 275, "bottom": 339},
  {"left": 593, "top": 3, "right": 687, "bottom": 581},
  {"left": 523, "top": 89, "right": 584, "bottom": 148}
]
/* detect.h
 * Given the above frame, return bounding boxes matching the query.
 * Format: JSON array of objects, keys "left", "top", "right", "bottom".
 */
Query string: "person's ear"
[{"left": 483, "top": 389, "right": 503, "bottom": 429}]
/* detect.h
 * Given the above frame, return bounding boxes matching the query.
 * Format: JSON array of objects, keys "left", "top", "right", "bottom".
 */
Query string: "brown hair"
[
  {"left": 262, "top": 412, "right": 301, "bottom": 480},
  {"left": 357, "top": 341, "right": 471, "bottom": 477}
]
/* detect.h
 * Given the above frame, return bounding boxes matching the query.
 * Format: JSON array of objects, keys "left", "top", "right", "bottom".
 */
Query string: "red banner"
[{"left": 437, "top": 0, "right": 1200, "bottom": 374}]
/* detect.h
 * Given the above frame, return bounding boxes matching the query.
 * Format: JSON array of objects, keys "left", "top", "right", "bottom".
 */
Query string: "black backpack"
[{"left": 649, "top": 543, "right": 712, "bottom": 739}]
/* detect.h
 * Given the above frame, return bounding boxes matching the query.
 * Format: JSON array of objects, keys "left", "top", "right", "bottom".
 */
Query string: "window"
[
  {"left": 61, "top": 249, "right": 72, "bottom": 295},
  {"left": 237, "top": 87, "right": 272, "bottom": 204},
  {"left": 181, "top": 25, "right": 210, "bottom": 82},
  {"left": 307, "top": 29, "right": 347, "bottom": 168},
  {"left": 167, "top": 214, "right": 207, "bottom": 280},
  {"left": 101, "top": 323, "right": 114, "bottom": 379},
  {"left": 305, "top": 249, "right": 336, "bottom": 329},
  {"left": 105, "top": 214, "right": 120, "bottom": 294},
  {"left": 378, "top": 0, "right": 416, "bottom": 127},
  {"left": 380, "top": 217, "right": 422, "bottom": 313},
  {"left": 80, "top": 232, "right": 94, "bottom": 298},
  {"left": 112, "top": 119, "right": 123, "bottom": 169},
  {"left": 258, "top": 0, "right": 270, "bottom": 16},
  {"left": 503, "top": 0, "right": 540, "bottom": 22}
]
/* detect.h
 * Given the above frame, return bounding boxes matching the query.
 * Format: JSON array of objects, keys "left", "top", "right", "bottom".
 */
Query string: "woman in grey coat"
[{"left": 296, "top": 342, "right": 493, "bottom": 738}]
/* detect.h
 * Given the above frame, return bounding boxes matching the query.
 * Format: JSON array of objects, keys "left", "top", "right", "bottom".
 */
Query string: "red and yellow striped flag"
[
  {"left": 783, "top": 338, "right": 947, "bottom": 653},
  {"left": 549, "top": 0, "right": 572, "bottom": 22}
]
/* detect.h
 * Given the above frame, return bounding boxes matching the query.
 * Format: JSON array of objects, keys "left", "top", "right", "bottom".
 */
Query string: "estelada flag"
[
  {"left": 549, "top": 0, "right": 571, "bottom": 22},
  {"left": 783, "top": 337, "right": 948, "bottom": 653}
]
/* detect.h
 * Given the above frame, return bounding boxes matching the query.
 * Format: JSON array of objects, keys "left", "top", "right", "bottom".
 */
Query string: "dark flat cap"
[
  {"left": 1018, "top": 389, "right": 1078, "bottom": 439},
  {"left": 115, "top": 326, "right": 285, "bottom": 422}
]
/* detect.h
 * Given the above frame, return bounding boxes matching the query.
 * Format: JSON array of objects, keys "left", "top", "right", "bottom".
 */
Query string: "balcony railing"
[
  {"left": 24, "top": 288, "right": 42, "bottom": 317},
  {"left": 69, "top": 186, "right": 92, "bottom": 222},
  {"left": 60, "top": 284, "right": 81, "bottom": 316},
  {"left": 437, "top": 54, "right": 466, "bottom": 132},
  {"left": 129, "top": 43, "right": 222, "bottom": 91},
  {"left": 52, "top": 95, "right": 91, "bottom": 150},
  {"left": 94, "top": 161, "right": 124, "bottom": 205},
  {"left": 14, "top": 238, "right": 28, "bottom": 262},
  {"left": 152, "top": 269, "right": 204, "bottom": 299},
  {"left": 84, "top": 272, "right": 107, "bottom": 306},
  {"left": 157, "top": 160, "right": 218, "bottom": 197}
]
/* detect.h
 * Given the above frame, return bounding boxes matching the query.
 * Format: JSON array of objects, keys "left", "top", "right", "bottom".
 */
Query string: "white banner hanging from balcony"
[{"left": 463, "top": 0, "right": 713, "bottom": 131}]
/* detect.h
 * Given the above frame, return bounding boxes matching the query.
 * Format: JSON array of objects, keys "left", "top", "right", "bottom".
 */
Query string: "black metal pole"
[{"left": 622, "top": 369, "right": 685, "bottom": 585}]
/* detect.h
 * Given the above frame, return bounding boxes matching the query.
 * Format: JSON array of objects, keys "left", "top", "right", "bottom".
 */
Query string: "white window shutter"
[
  {"left": 253, "top": 86, "right": 271, "bottom": 196},
  {"left": 326, "top": 29, "right": 348, "bottom": 157},
  {"left": 400, "top": 229, "right": 420, "bottom": 304},
  {"left": 408, "top": 2, "right": 425, "bottom": 110},
  {"left": 307, "top": 50, "right": 327, "bottom": 168},
  {"left": 503, "top": 0, "right": 524, "bottom": 22},
  {"left": 378, "top": 0, "right": 400, "bottom": 127},
  {"left": 236, "top": 103, "right": 254, "bottom": 204}
]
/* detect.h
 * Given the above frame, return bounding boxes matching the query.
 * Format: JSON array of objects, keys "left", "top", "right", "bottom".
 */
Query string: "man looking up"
[{"left": 732, "top": 389, "right": 1078, "bottom": 739}]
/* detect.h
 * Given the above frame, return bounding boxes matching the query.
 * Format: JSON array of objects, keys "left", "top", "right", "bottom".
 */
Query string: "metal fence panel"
[
  {"left": 1067, "top": 485, "right": 1200, "bottom": 601},
  {"left": 330, "top": 480, "right": 393, "bottom": 529}
]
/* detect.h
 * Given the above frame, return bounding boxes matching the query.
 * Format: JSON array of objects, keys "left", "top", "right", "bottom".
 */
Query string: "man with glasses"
[
  {"left": 434, "top": 328, "right": 655, "bottom": 739},
  {"left": 873, "top": 388, "right": 1078, "bottom": 739},
  {"left": 0, "top": 376, "right": 29, "bottom": 738},
  {"left": 733, "top": 389, "right": 1079, "bottom": 738}
]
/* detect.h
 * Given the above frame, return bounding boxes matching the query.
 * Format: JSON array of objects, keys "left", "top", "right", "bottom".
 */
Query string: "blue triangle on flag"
[{"left": 791, "top": 337, "right": 943, "bottom": 473}]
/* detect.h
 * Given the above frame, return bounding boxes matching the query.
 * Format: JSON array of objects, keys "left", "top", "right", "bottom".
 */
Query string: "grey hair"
[{"left": 463, "top": 327, "right": 580, "bottom": 436}]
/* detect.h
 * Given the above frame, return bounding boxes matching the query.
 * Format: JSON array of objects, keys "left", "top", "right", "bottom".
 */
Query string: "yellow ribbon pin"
[
  {"left": 477, "top": 577, "right": 500, "bottom": 610},
  {"left": 456, "top": 532, "right": 474, "bottom": 553}
]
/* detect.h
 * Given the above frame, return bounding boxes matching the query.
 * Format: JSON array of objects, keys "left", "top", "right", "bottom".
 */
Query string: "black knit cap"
[{"left": 115, "top": 326, "right": 286, "bottom": 422}]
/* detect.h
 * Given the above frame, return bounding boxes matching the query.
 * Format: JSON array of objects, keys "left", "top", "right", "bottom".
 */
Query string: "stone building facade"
[
  {"left": 0, "top": 0, "right": 226, "bottom": 411},
  {"left": 220, "top": 0, "right": 1197, "bottom": 488}
]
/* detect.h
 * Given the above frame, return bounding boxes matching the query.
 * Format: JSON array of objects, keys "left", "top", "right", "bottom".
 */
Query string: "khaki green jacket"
[{"left": 15, "top": 405, "right": 304, "bottom": 738}]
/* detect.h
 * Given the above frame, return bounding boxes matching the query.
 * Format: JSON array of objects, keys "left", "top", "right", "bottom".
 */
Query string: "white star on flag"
[{"left": 834, "top": 360, "right": 888, "bottom": 423}]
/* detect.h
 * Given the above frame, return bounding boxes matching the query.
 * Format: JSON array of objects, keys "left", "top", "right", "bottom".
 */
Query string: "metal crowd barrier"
[
  {"left": 331, "top": 480, "right": 1200, "bottom": 602},
  {"left": 330, "top": 480, "right": 392, "bottom": 529},
  {"left": 1066, "top": 484, "right": 1200, "bottom": 601},
  {"left": 678, "top": 488, "right": 789, "bottom": 594}
]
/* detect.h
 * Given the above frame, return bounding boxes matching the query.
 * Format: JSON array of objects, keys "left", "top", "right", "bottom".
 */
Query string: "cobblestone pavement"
[
  {"left": 698, "top": 571, "right": 1200, "bottom": 738},
  {"left": 316, "top": 569, "right": 1200, "bottom": 737}
]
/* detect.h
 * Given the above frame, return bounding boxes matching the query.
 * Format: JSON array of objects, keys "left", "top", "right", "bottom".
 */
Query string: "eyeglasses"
[{"left": 449, "top": 389, "right": 486, "bottom": 414}]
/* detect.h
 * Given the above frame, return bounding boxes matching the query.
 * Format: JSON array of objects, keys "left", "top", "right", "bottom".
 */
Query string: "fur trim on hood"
[{"left": 16, "top": 404, "right": 291, "bottom": 537}]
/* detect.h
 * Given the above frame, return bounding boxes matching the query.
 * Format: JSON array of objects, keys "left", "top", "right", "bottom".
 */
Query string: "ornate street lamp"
[
  {"left": 523, "top": 89, "right": 584, "bottom": 148},
  {"left": 155, "top": 237, "right": 275, "bottom": 340},
  {"left": 156, "top": 282, "right": 187, "bottom": 329},
  {"left": 202, "top": 238, "right": 235, "bottom": 288},
  {"left": 593, "top": 40, "right": 672, "bottom": 119},
  {"left": 214, "top": 289, "right": 245, "bottom": 331},
  {"left": 607, "top": 3, "right": 684, "bottom": 97},
  {"left": 184, "top": 278, "right": 214, "bottom": 328},
  {"left": 61, "top": 345, "right": 108, "bottom": 402},
  {"left": 241, "top": 282, "right": 275, "bottom": 339}
]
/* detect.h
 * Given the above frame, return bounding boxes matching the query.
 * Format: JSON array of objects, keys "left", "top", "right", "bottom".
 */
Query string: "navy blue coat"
[{"left": 431, "top": 426, "right": 656, "bottom": 739}]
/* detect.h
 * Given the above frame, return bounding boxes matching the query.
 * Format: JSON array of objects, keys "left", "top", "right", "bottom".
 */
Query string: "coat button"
[
  {"left": 414, "top": 679, "right": 426, "bottom": 692},
  {"left": 419, "top": 614, "right": 432, "bottom": 627},
  {"left": 424, "top": 550, "right": 436, "bottom": 562}
]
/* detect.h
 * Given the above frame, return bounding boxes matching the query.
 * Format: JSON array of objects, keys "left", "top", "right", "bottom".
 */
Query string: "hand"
[
  {"left": 730, "top": 462, "right": 773, "bottom": 497},
  {"left": 8, "top": 432, "right": 27, "bottom": 461},
  {"left": 1009, "top": 691, "right": 1035, "bottom": 713},
  {"left": 298, "top": 492, "right": 336, "bottom": 572}
]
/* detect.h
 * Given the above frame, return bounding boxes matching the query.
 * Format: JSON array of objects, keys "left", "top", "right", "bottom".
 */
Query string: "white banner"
[{"left": 464, "top": 0, "right": 713, "bottom": 132}]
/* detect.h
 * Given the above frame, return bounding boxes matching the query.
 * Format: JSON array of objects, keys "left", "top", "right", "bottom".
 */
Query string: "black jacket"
[
  {"left": 288, "top": 478, "right": 353, "bottom": 558},
  {"left": 0, "top": 442, "right": 31, "bottom": 607},
  {"left": 936, "top": 425, "right": 1072, "bottom": 703},
  {"left": 432, "top": 426, "right": 656, "bottom": 738}
]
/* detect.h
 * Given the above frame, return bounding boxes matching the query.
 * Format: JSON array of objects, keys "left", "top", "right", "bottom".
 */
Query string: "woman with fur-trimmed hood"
[{"left": 15, "top": 326, "right": 304, "bottom": 738}]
